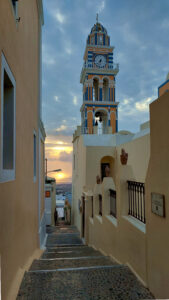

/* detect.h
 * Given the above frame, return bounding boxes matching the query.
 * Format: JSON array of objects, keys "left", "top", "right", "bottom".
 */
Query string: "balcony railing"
[
  {"left": 82, "top": 61, "right": 119, "bottom": 71},
  {"left": 81, "top": 126, "right": 112, "bottom": 135},
  {"left": 99, "top": 194, "right": 102, "bottom": 216},
  {"left": 109, "top": 189, "right": 116, "bottom": 218},
  {"left": 127, "top": 181, "right": 146, "bottom": 223}
]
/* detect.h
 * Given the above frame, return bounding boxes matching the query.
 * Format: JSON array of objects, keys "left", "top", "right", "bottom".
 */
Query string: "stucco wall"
[
  {"left": 0, "top": 1, "right": 42, "bottom": 299},
  {"left": 146, "top": 91, "right": 169, "bottom": 299},
  {"left": 73, "top": 131, "right": 150, "bottom": 286},
  {"left": 72, "top": 136, "right": 86, "bottom": 232}
]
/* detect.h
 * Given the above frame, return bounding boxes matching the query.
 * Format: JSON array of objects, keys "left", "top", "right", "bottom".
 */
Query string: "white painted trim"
[
  {"left": 0, "top": 53, "right": 16, "bottom": 183},
  {"left": 102, "top": 76, "right": 110, "bottom": 82},
  {"left": 123, "top": 215, "right": 146, "bottom": 234},
  {"left": 96, "top": 215, "right": 103, "bottom": 224},
  {"left": 95, "top": 107, "right": 108, "bottom": 114},
  {"left": 89, "top": 217, "right": 94, "bottom": 224},
  {"left": 106, "top": 215, "right": 117, "bottom": 227}
]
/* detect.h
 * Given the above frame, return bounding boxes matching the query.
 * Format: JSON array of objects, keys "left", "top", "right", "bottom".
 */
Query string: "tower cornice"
[
  {"left": 83, "top": 45, "right": 114, "bottom": 60},
  {"left": 80, "top": 64, "right": 119, "bottom": 84}
]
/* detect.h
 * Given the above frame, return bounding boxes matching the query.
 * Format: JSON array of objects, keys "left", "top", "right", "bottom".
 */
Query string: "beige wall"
[
  {"left": 146, "top": 91, "right": 169, "bottom": 299},
  {"left": 72, "top": 136, "right": 86, "bottom": 232},
  {"left": 0, "top": 1, "right": 43, "bottom": 299},
  {"left": 72, "top": 132, "right": 150, "bottom": 286},
  {"left": 116, "top": 134, "right": 150, "bottom": 182}
]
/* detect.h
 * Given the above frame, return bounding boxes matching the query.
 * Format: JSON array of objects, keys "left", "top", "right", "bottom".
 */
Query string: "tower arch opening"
[
  {"left": 103, "top": 78, "right": 109, "bottom": 101},
  {"left": 93, "top": 78, "right": 99, "bottom": 101},
  {"left": 95, "top": 109, "right": 108, "bottom": 134}
]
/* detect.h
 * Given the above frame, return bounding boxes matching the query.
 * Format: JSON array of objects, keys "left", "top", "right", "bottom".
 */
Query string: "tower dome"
[
  {"left": 87, "top": 16, "right": 110, "bottom": 46},
  {"left": 90, "top": 22, "right": 107, "bottom": 35}
]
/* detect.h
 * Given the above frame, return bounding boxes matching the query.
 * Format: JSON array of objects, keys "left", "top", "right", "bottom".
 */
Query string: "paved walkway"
[{"left": 17, "top": 225, "right": 154, "bottom": 299}]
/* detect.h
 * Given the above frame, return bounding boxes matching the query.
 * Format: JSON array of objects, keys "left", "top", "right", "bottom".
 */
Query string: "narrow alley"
[{"left": 17, "top": 225, "right": 154, "bottom": 299}]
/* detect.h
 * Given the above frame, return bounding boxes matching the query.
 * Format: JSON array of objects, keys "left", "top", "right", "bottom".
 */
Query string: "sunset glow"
[{"left": 45, "top": 135, "right": 73, "bottom": 183}]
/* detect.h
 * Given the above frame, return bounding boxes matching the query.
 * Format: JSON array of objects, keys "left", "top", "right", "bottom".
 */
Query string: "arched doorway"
[{"left": 100, "top": 156, "right": 114, "bottom": 181}]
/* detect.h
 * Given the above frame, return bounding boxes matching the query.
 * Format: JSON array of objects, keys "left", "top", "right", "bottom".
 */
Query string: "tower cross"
[{"left": 96, "top": 13, "right": 98, "bottom": 23}]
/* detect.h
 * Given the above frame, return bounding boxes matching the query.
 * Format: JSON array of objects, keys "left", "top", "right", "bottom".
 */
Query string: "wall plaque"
[{"left": 151, "top": 193, "right": 165, "bottom": 217}]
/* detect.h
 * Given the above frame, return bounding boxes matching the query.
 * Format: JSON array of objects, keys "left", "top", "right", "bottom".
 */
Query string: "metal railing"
[
  {"left": 81, "top": 126, "right": 110, "bottom": 135},
  {"left": 109, "top": 189, "right": 116, "bottom": 218},
  {"left": 127, "top": 181, "right": 146, "bottom": 223},
  {"left": 99, "top": 194, "right": 102, "bottom": 216},
  {"left": 82, "top": 62, "right": 119, "bottom": 71},
  {"left": 81, "top": 127, "right": 93, "bottom": 134}
]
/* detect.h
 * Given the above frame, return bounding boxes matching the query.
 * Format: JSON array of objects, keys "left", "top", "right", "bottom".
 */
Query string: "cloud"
[
  {"left": 53, "top": 10, "right": 66, "bottom": 24},
  {"left": 54, "top": 125, "right": 75, "bottom": 135},
  {"left": 54, "top": 96, "right": 60, "bottom": 102},
  {"left": 56, "top": 125, "right": 67, "bottom": 132},
  {"left": 97, "top": 1, "right": 105, "bottom": 14},
  {"left": 42, "top": 44, "right": 56, "bottom": 66},
  {"left": 58, "top": 151, "right": 72, "bottom": 162},
  {"left": 135, "top": 96, "right": 154, "bottom": 112},
  {"left": 161, "top": 19, "right": 169, "bottom": 29},
  {"left": 73, "top": 95, "right": 78, "bottom": 106}
]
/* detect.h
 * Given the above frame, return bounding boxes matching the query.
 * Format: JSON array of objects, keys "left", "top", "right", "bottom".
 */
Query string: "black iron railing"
[
  {"left": 99, "top": 194, "right": 102, "bottom": 216},
  {"left": 91, "top": 196, "right": 94, "bottom": 218},
  {"left": 127, "top": 181, "right": 146, "bottom": 223},
  {"left": 109, "top": 189, "right": 116, "bottom": 218}
]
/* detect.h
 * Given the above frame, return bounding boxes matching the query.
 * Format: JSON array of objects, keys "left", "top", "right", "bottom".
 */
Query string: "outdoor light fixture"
[{"left": 47, "top": 169, "right": 62, "bottom": 174}]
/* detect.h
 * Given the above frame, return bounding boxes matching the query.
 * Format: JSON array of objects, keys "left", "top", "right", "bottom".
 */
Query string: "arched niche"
[{"left": 100, "top": 156, "right": 114, "bottom": 181}]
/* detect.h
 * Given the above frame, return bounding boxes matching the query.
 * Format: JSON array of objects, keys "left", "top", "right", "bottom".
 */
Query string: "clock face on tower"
[{"left": 95, "top": 55, "right": 106, "bottom": 68}]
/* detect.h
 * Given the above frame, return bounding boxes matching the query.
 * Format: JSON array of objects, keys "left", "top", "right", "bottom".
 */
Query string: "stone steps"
[
  {"left": 41, "top": 247, "right": 102, "bottom": 259},
  {"left": 17, "top": 225, "right": 155, "bottom": 299},
  {"left": 17, "top": 265, "right": 154, "bottom": 300},
  {"left": 30, "top": 256, "right": 117, "bottom": 271},
  {"left": 46, "top": 233, "right": 83, "bottom": 247}
]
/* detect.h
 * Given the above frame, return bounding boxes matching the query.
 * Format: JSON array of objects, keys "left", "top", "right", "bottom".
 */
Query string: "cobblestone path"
[{"left": 17, "top": 225, "right": 154, "bottom": 300}]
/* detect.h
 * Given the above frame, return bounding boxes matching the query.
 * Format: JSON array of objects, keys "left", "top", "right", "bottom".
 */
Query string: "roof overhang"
[{"left": 37, "top": 0, "right": 44, "bottom": 25}]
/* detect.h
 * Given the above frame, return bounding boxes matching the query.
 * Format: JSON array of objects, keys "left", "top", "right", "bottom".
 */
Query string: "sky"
[{"left": 42, "top": 0, "right": 169, "bottom": 183}]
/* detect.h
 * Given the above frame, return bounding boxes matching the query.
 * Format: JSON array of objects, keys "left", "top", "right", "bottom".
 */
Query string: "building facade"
[
  {"left": 72, "top": 20, "right": 169, "bottom": 299},
  {"left": 0, "top": 1, "right": 46, "bottom": 299}
]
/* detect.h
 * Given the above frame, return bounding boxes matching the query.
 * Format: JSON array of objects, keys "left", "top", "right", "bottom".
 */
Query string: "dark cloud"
[{"left": 58, "top": 151, "right": 72, "bottom": 162}]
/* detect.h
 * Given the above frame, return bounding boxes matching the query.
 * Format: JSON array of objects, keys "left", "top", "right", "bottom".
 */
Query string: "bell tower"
[{"left": 80, "top": 17, "right": 119, "bottom": 134}]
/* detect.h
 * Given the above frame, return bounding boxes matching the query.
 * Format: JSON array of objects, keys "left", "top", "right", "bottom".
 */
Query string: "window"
[
  {"left": 33, "top": 132, "right": 37, "bottom": 181},
  {"left": 1, "top": 53, "right": 16, "bottom": 182},
  {"left": 98, "top": 35, "right": 103, "bottom": 45}
]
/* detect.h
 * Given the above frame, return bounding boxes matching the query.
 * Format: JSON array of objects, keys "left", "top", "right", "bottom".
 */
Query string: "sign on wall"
[{"left": 151, "top": 193, "right": 165, "bottom": 217}]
